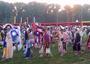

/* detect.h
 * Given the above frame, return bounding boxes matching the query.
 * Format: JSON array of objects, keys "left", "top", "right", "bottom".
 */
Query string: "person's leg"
[
  {"left": 77, "top": 43, "right": 81, "bottom": 55},
  {"left": 48, "top": 47, "right": 53, "bottom": 57},
  {"left": 39, "top": 46, "right": 44, "bottom": 57},
  {"left": 73, "top": 43, "right": 77, "bottom": 55},
  {"left": 29, "top": 48, "right": 32, "bottom": 59},
  {"left": 25, "top": 48, "right": 32, "bottom": 59}
]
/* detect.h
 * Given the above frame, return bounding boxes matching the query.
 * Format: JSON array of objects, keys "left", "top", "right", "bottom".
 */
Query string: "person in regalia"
[
  {"left": 23, "top": 28, "right": 32, "bottom": 59},
  {"left": 43, "top": 28, "right": 52, "bottom": 57},
  {"left": 0, "top": 25, "right": 3, "bottom": 60},
  {"left": 34, "top": 28, "right": 41, "bottom": 48},
  {"left": 73, "top": 28, "right": 81, "bottom": 55},
  {"left": 2, "top": 24, "right": 14, "bottom": 60},
  {"left": 11, "top": 26, "right": 22, "bottom": 51},
  {"left": 87, "top": 32, "right": 90, "bottom": 50},
  {"left": 57, "top": 28, "right": 65, "bottom": 56},
  {"left": 38, "top": 28, "right": 44, "bottom": 57}
]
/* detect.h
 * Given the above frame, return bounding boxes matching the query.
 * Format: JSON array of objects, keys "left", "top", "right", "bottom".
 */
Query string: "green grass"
[{"left": 0, "top": 44, "right": 90, "bottom": 64}]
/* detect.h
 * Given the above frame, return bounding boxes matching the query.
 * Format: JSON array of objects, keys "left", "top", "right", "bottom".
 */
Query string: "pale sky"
[{"left": 0, "top": 0, "right": 90, "bottom": 6}]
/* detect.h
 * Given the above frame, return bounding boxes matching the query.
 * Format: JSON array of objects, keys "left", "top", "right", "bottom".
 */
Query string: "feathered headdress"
[{"left": 3, "top": 23, "right": 13, "bottom": 29}]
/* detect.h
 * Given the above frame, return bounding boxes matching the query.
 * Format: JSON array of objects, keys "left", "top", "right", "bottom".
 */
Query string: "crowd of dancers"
[{"left": 0, "top": 22, "right": 90, "bottom": 60}]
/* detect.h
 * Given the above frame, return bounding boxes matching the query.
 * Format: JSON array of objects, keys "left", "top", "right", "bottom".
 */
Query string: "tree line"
[{"left": 0, "top": 1, "right": 90, "bottom": 23}]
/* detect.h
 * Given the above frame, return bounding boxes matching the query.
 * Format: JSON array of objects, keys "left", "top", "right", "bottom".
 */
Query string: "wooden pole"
[{"left": 14, "top": 16, "right": 16, "bottom": 24}]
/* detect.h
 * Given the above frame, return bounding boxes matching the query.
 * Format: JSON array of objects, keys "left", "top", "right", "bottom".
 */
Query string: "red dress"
[{"left": 43, "top": 32, "right": 50, "bottom": 52}]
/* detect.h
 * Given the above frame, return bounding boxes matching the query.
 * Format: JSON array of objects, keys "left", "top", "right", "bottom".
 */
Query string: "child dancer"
[{"left": 24, "top": 28, "right": 32, "bottom": 59}]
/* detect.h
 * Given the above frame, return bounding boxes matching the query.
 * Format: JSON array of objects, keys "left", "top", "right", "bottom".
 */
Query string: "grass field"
[{"left": 0, "top": 44, "right": 90, "bottom": 64}]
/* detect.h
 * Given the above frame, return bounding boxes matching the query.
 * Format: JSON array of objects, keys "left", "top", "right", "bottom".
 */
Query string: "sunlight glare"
[{"left": 1, "top": 0, "right": 90, "bottom": 7}]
